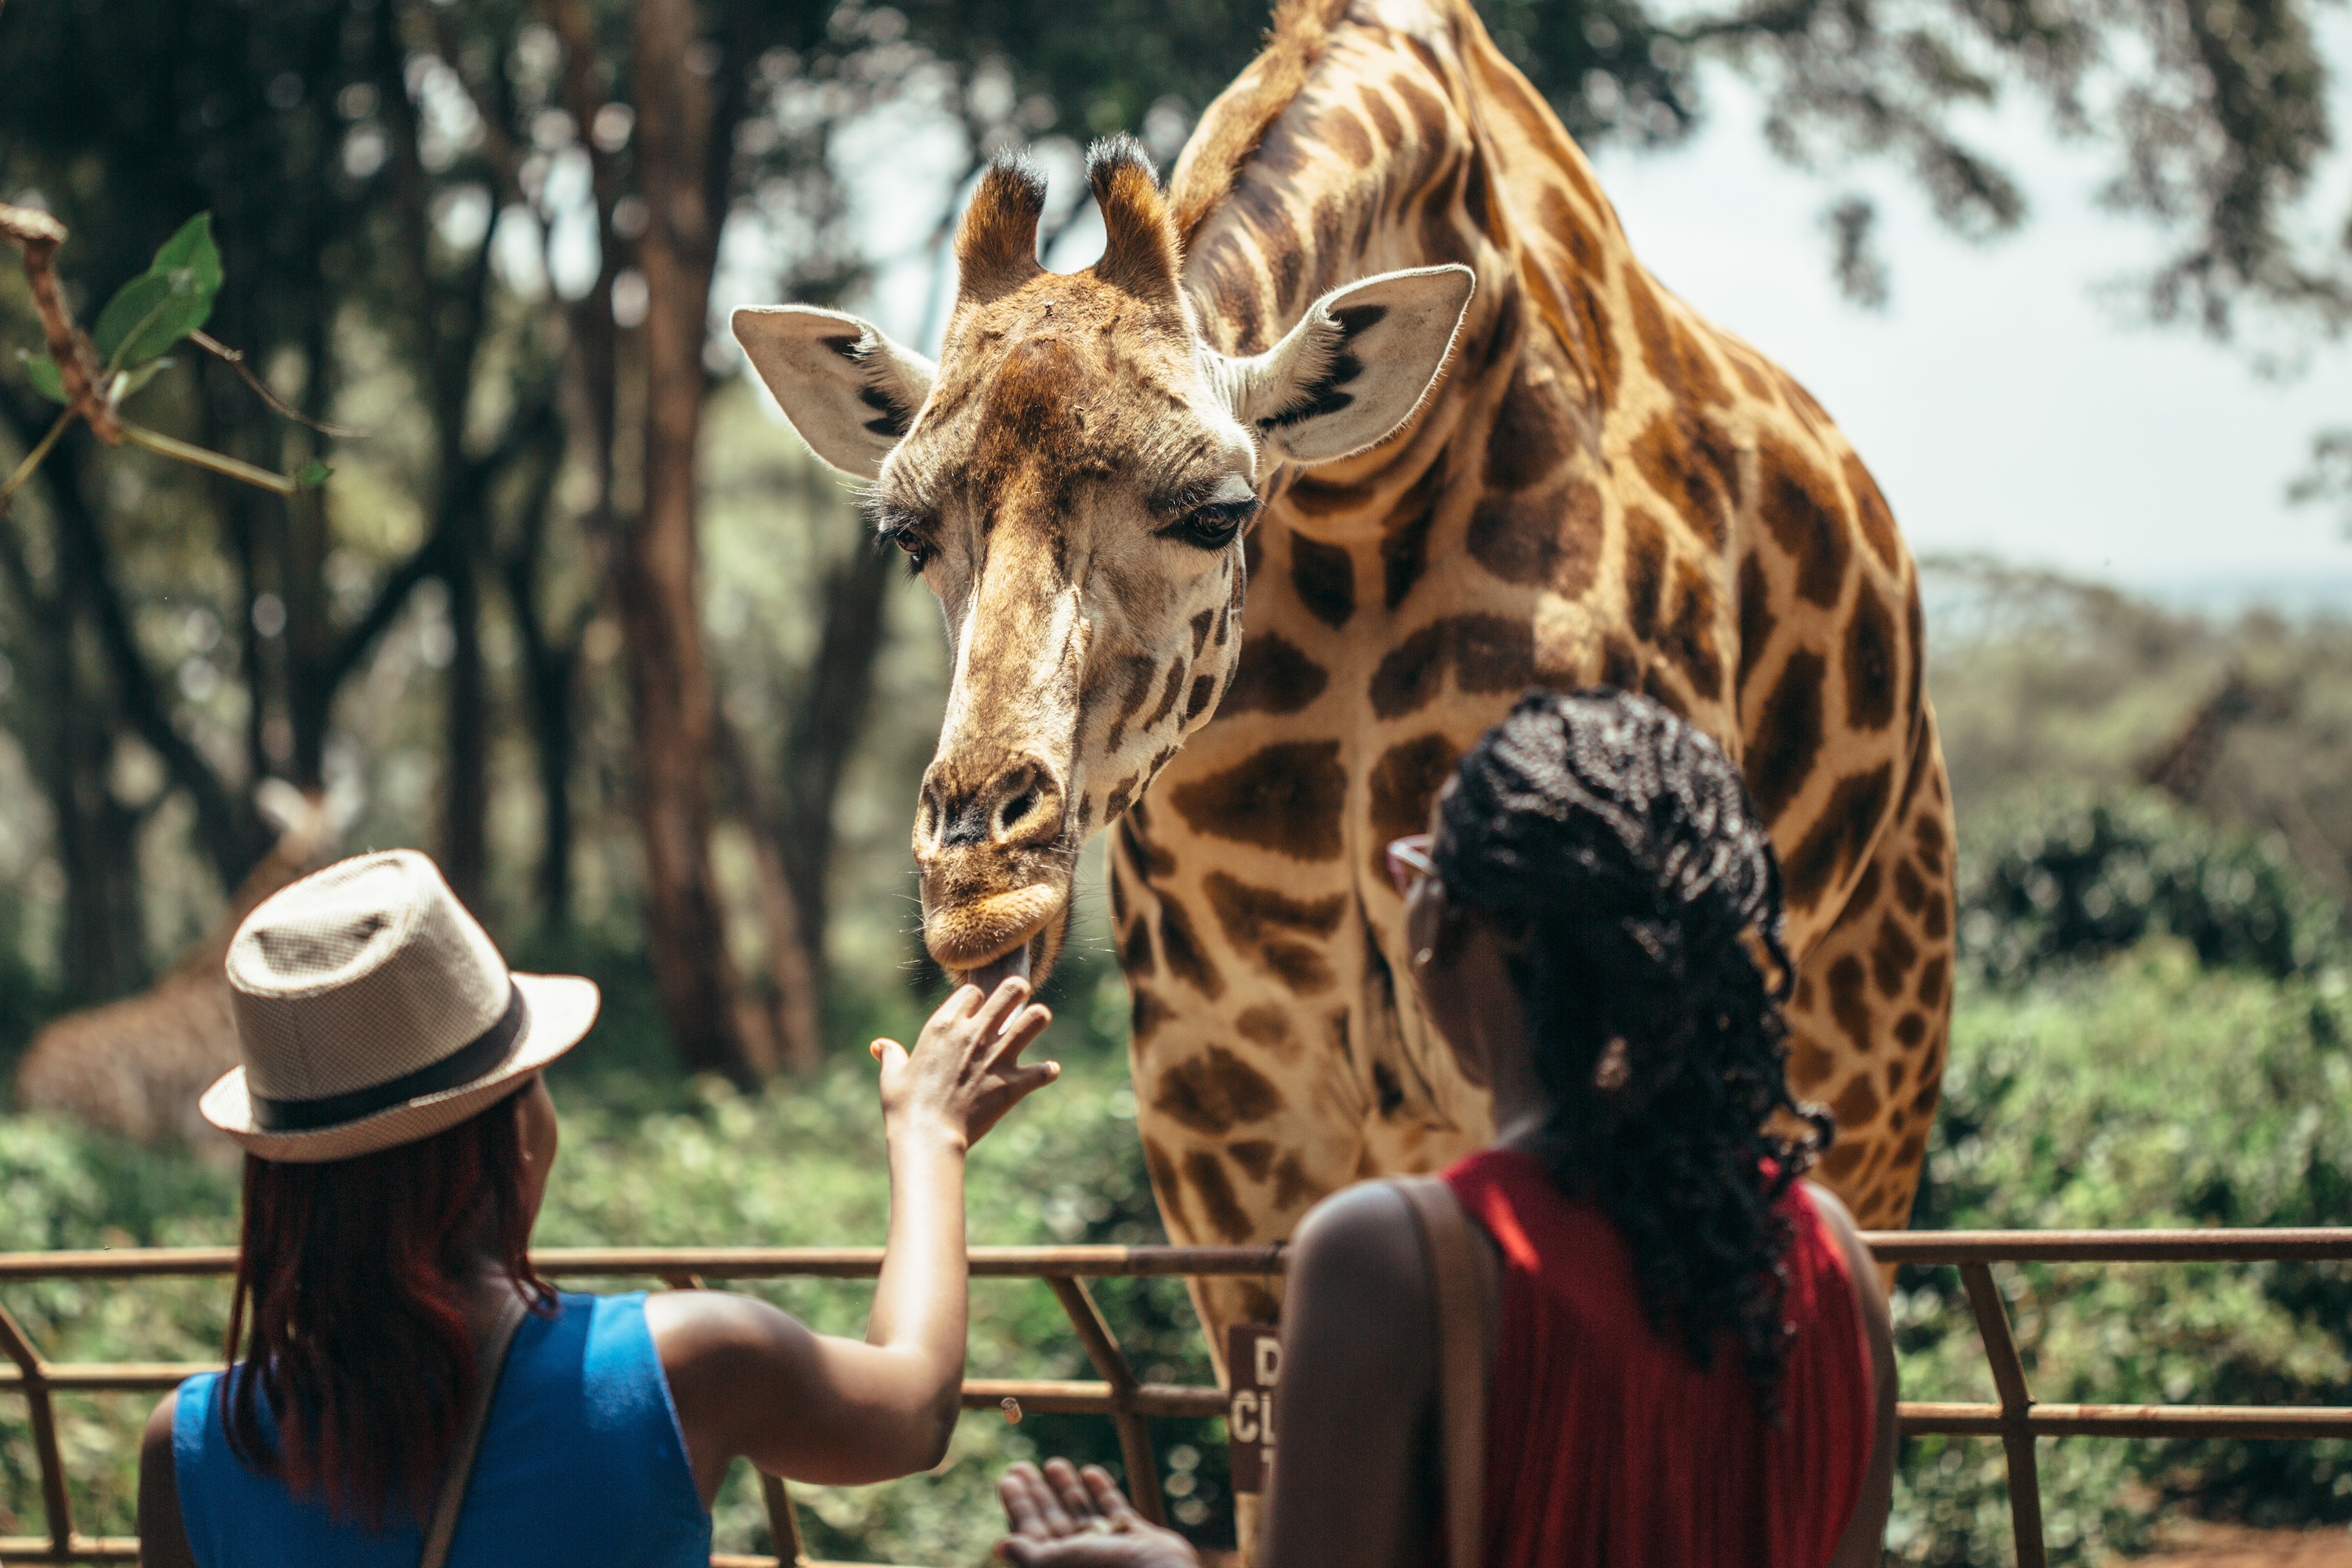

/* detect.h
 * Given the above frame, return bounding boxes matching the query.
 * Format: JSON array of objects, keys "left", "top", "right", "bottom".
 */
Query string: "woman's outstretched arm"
[{"left": 652, "top": 977, "right": 1058, "bottom": 1499}]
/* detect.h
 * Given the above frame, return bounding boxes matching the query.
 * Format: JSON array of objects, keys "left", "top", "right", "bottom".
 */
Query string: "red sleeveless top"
[{"left": 1442, "top": 1150, "right": 1873, "bottom": 1568}]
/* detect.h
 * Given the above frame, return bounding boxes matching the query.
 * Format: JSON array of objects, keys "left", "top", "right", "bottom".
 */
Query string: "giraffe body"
[
  {"left": 16, "top": 784, "right": 347, "bottom": 1147},
  {"left": 738, "top": 0, "right": 1954, "bottom": 1400}
]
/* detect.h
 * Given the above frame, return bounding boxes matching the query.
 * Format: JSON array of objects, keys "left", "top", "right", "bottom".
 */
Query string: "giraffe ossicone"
[{"left": 736, "top": 137, "right": 1474, "bottom": 983}]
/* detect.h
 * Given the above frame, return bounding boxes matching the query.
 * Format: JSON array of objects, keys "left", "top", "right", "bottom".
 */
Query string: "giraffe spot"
[
  {"left": 1871, "top": 913, "right": 1918, "bottom": 1000},
  {"left": 1784, "top": 763, "right": 1894, "bottom": 910},
  {"left": 1312, "top": 192, "right": 1346, "bottom": 278},
  {"left": 1271, "top": 1152, "right": 1316, "bottom": 1213},
  {"left": 1196, "top": 237, "right": 1268, "bottom": 355},
  {"left": 1640, "top": 666, "right": 1690, "bottom": 718},
  {"left": 1104, "top": 778, "right": 1137, "bottom": 825},
  {"left": 1158, "top": 898, "right": 1224, "bottom": 1000},
  {"left": 1370, "top": 614, "right": 1538, "bottom": 720},
  {"left": 1368, "top": 734, "right": 1459, "bottom": 883},
  {"left": 1420, "top": 161, "right": 1479, "bottom": 270},
  {"left": 1190, "top": 610, "right": 1215, "bottom": 659},
  {"left": 1371, "top": 1060, "right": 1406, "bottom": 1117},
  {"left": 1736, "top": 552, "right": 1776, "bottom": 698},
  {"left": 1475, "top": 281, "right": 1525, "bottom": 376},
  {"left": 1847, "top": 860, "right": 1882, "bottom": 919},
  {"left": 1758, "top": 434, "right": 1852, "bottom": 609},
  {"left": 1893, "top": 858, "right": 1926, "bottom": 913},
  {"left": 1223, "top": 634, "right": 1317, "bottom": 719},
  {"left": 1185, "top": 673, "right": 1219, "bottom": 723},
  {"left": 1117, "top": 814, "right": 1174, "bottom": 879},
  {"left": 1132, "top": 987, "right": 1174, "bottom": 1044},
  {"left": 1911, "top": 1075, "right": 1942, "bottom": 1116},
  {"left": 1922, "top": 884, "right": 1950, "bottom": 940},
  {"left": 1913, "top": 814, "right": 1947, "bottom": 878},
  {"left": 1236, "top": 1004, "right": 1301, "bottom": 1057},
  {"left": 1144, "top": 657, "right": 1189, "bottom": 731},
  {"left": 1465, "top": 484, "right": 1602, "bottom": 598},
  {"left": 1230, "top": 1139, "right": 1277, "bottom": 1181},
  {"left": 1102, "top": 654, "right": 1158, "bottom": 755},
  {"left": 1893, "top": 1011, "right": 1929, "bottom": 1050},
  {"left": 1602, "top": 635, "right": 1642, "bottom": 692},
  {"left": 1776, "top": 369, "right": 1833, "bottom": 437},
  {"left": 1182, "top": 1149, "right": 1255, "bottom": 1242},
  {"left": 1826, "top": 954, "right": 1872, "bottom": 1055},
  {"left": 1392, "top": 71, "right": 1450, "bottom": 158},
  {"left": 1623, "top": 506, "right": 1668, "bottom": 642},
  {"left": 1659, "top": 557, "right": 1724, "bottom": 702},
  {"left": 1171, "top": 741, "right": 1349, "bottom": 860},
  {"left": 1359, "top": 82, "right": 1403, "bottom": 148},
  {"left": 1846, "top": 579, "right": 1899, "bottom": 731},
  {"left": 1817, "top": 1140, "right": 1865, "bottom": 1183},
  {"left": 1917, "top": 954, "right": 1948, "bottom": 1009},
  {"left": 1733, "top": 357, "right": 1771, "bottom": 400},
  {"left": 1624, "top": 267, "right": 1732, "bottom": 409},
  {"left": 1290, "top": 533, "right": 1356, "bottom": 628},
  {"left": 1632, "top": 414, "right": 1741, "bottom": 548},
  {"left": 1842, "top": 452, "right": 1902, "bottom": 572},
  {"left": 1746, "top": 648, "right": 1827, "bottom": 822},
  {"left": 1144, "top": 1137, "right": 1186, "bottom": 1229},
  {"left": 1791, "top": 1038, "right": 1835, "bottom": 1089},
  {"left": 1887, "top": 1059, "right": 1909, "bottom": 1093},
  {"left": 1381, "top": 462, "right": 1446, "bottom": 608},
  {"left": 1204, "top": 872, "right": 1345, "bottom": 993},
  {"left": 1461, "top": 143, "right": 1499, "bottom": 242},
  {"left": 1539, "top": 185, "right": 1604, "bottom": 278},
  {"left": 1284, "top": 474, "right": 1363, "bottom": 520},
  {"left": 1121, "top": 915, "right": 1155, "bottom": 977},
  {"left": 1830, "top": 1074, "right": 1882, "bottom": 1126},
  {"left": 1483, "top": 359, "right": 1574, "bottom": 492},
  {"left": 1156, "top": 1044, "right": 1285, "bottom": 1137}
]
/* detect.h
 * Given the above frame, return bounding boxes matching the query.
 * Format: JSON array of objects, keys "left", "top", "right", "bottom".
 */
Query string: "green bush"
[
  {"left": 1892, "top": 942, "right": 2352, "bottom": 1563},
  {"left": 1958, "top": 789, "right": 2342, "bottom": 985}
]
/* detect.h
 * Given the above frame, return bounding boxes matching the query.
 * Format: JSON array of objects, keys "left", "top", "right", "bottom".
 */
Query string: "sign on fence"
[{"left": 1228, "top": 1324, "right": 1281, "bottom": 1494}]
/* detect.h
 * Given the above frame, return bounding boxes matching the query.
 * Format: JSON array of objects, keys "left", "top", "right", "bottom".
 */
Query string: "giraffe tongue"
[{"left": 967, "top": 943, "right": 1032, "bottom": 1000}]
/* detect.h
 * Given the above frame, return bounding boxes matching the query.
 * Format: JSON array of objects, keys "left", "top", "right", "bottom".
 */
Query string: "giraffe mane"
[
  {"left": 956, "top": 153, "right": 1049, "bottom": 306},
  {"left": 1167, "top": 0, "right": 1355, "bottom": 248}
]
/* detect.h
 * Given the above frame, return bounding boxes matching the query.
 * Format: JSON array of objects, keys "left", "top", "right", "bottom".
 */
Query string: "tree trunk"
[
  {"left": 779, "top": 535, "right": 895, "bottom": 975},
  {"left": 623, "top": 0, "right": 775, "bottom": 1083},
  {"left": 441, "top": 546, "right": 489, "bottom": 913}
]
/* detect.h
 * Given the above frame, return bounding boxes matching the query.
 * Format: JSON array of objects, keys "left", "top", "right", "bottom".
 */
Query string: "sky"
[{"left": 772, "top": 33, "right": 2352, "bottom": 614}]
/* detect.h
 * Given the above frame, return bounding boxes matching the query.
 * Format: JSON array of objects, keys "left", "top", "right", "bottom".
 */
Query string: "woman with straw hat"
[{"left": 134, "top": 848, "right": 1060, "bottom": 1567}]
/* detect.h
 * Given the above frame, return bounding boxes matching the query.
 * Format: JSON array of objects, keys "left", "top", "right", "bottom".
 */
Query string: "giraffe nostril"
[{"left": 1000, "top": 790, "right": 1037, "bottom": 833}]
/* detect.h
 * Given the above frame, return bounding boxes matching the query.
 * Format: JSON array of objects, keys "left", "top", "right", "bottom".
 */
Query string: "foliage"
[
  {"left": 1958, "top": 787, "right": 2344, "bottom": 985},
  {"left": 1891, "top": 942, "right": 2352, "bottom": 1563}
]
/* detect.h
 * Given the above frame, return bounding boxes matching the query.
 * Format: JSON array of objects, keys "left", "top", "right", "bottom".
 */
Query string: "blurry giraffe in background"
[
  {"left": 739, "top": 0, "right": 1953, "bottom": 1396},
  {"left": 16, "top": 780, "right": 354, "bottom": 1147}
]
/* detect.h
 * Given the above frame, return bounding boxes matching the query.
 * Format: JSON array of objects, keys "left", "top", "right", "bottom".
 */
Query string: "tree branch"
[{"left": 0, "top": 202, "right": 118, "bottom": 445}]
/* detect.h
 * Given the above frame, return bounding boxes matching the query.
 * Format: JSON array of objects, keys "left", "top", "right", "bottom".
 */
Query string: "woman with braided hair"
[{"left": 996, "top": 688, "right": 1896, "bottom": 1568}]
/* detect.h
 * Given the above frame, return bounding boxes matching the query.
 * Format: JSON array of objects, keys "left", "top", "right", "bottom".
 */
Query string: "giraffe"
[
  {"left": 738, "top": 0, "right": 1954, "bottom": 1392},
  {"left": 16, "top": 781, "right": 349, "bottom": 1147}
]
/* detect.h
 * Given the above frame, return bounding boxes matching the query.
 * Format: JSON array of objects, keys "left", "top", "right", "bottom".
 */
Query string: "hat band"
[{"left": 252, "top": 986, "right": 529, "bottom": 1133}]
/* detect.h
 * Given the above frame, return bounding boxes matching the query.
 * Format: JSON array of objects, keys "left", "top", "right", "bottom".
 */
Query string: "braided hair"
[{"left": 1431, "top": 688, "right": 1832, "bottom": 1415}]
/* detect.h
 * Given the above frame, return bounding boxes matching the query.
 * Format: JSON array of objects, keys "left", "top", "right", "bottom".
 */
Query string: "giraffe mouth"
[
  {"left": 925, "top": 880, "right": 1065, "bottom": 984},
  {"left": 961, "top": 942, "right": 1033, "bottom": 998}
]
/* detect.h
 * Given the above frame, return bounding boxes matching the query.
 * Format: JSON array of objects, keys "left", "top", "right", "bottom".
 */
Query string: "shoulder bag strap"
[
  {"left": 419, "top": 1289, "right": 530, "bottom": 1568},
  {"left": 1392, "top": 1175, "right": 1492, "bottom": 1568}
]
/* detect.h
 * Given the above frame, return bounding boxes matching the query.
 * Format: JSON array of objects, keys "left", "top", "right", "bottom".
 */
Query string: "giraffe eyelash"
[{"left": 863, "top": 495, "right": 937, "bottom": 574}]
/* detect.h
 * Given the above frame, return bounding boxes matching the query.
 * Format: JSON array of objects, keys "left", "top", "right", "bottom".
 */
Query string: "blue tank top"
[{"left": 172, "top": 1292, "right": 711, "bottom": 1568}]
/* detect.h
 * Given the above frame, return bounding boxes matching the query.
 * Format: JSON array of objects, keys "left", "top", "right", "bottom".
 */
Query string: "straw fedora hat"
[{"left": 201, "top": 849, "right": 599, "bottom": 1163}]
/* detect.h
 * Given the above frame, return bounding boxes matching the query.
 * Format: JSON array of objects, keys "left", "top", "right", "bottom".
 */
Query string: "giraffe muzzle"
[{"left": 915, "top": 753, "right": 1074, "bottom": 979}]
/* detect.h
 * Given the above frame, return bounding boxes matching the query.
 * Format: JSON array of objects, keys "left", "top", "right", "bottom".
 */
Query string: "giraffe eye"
[
  {"left": 866, "top": 496, "right": 936, "bottom": 574},
  {"left": 880, "top": 525, "right": 935, "bottom": 574},
  {"left": 1160, "top": 498, "right": 1258, "bottom": 552}
]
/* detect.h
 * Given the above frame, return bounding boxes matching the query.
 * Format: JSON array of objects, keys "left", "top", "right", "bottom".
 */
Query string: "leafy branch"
[{"left": 1, "top": 207, "right": 336, "bottom": 512}]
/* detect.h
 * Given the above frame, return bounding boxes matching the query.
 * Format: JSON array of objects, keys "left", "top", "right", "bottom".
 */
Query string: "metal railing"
[{"left": 3, "top": 1231, "right": 2350, "bottom": 1567}]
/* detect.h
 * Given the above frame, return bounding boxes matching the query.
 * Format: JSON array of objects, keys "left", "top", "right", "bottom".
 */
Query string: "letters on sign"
[{"left": 1227, "top": 1323, "right": 1280, "bottom": 1494}]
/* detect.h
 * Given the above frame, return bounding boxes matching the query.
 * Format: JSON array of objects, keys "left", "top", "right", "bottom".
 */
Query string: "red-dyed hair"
[{"left": 222, "top": 1085, "right": 553, "bottom": 1528}]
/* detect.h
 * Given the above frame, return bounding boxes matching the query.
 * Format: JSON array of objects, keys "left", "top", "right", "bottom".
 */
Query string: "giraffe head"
[{"left": 735, "top": 138, "right": 1472, "bottom": 986}]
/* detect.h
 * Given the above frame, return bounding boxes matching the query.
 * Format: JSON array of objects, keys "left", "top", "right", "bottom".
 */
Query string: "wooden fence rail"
[{"left": 2, "top": 1231, "right": 2349, "bottom": 1567}]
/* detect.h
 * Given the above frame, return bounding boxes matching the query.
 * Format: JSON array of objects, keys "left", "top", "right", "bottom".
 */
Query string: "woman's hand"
[
  {"left": 873, "top": 978, "right": 1058, "bottom": 1151},
  {"left": 996, "top": 1460, "right": 1200, "bottom": 1568}
]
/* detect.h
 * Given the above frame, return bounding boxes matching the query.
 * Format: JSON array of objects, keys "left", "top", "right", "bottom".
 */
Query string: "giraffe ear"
[
  {"left": 731, "top": 306, "right": 938, "bottom": 481},
  {"left": 1231, "top": 265, "right": 1475, "bottom": 466}
]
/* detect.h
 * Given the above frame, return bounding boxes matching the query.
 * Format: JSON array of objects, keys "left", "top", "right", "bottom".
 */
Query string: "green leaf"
[
  {"left": 148, "top": 212, "right": 223, "bottom": 299},
  {"left": 17, "top": 351, "right": 66, "bottom": 404},
  {"left": 92, "top": 213, "right": 223, "bottom": 371},
  {"left": 295, "top": 460, "right": 332, "bottom": 491}
]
